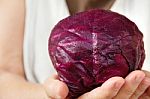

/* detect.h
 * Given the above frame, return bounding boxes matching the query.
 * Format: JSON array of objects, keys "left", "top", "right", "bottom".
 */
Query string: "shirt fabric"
[
  {"left": 24, "top": 0, "right": 69, "bottom": 83},
  {"left": 23, "top": 0, "right": 150, "bottom": 83}
]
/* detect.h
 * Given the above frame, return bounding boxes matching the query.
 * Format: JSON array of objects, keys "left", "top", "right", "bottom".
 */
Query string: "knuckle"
[
  {"left": 131, "top": 92, "right": 140, "bottom": 99},
  {"left": 124, "top": 89, "right": 135, "bottom": 96}
]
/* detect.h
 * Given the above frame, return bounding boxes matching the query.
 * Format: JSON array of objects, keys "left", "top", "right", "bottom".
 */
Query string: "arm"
[
  {"left": 0, "top": 0, "right": 48, "bottom": 99},
  {"left": 0, "top": 71, "right": 49, "bottom": 99},
  {"left": 0, "top": 0, "right": 25, "bottom": 76}
]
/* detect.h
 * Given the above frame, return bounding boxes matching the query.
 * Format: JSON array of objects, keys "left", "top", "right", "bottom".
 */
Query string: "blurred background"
[{"left": 66, "top": 0, "right": 116, "bottom": 15}]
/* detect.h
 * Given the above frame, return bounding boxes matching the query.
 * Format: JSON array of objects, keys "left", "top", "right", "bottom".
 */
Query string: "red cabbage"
[{"left": 48, "top": 9, "right": 145, "bottom": 98}]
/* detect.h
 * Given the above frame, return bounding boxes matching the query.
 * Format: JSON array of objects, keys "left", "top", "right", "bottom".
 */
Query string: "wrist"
[{"left": 34, "top": 84, "right": 50, "bottom": 99}]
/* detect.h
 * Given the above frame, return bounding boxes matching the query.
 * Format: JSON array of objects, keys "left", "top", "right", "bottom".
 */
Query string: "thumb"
[{"left": 42, "top": 74, "right": 69, "bottom": 99}]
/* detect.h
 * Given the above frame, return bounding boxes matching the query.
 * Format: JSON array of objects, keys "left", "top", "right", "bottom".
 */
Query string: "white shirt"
[
  {"left": 24, "top": 0, "right": 69, "bottom": 83},
  {"left": 23, "top": 0, "right": 150, "bottom": 83}
]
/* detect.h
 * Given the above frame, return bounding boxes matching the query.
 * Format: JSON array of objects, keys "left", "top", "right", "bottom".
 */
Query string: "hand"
[
  {"left": 113, "top": 70, "right": 150, "bottom": 99},
  {"left": 43, "top": 74, "right": 124, "bottom": 99},
  {"left": 78, "top": 70, "right": 150, "bottom": 99},
  {"left": 43, "top": 70, "right": 150, "bottom": 99}
]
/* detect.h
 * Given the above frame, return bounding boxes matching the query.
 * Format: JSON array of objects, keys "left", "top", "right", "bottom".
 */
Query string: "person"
[{"left": 0, "top": 0, "right": 150, "bottom": 99}]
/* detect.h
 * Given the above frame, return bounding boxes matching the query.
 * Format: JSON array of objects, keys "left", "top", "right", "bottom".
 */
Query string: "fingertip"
[
  {"left": 50, "top": 74, "right": 59, "bottom": 80},
  {"left": 57, "top": 81, "right": 69, "bottom": 98},
  {"left": 142, "top": 70, "right": 150, "bottom": 78},
  {"left": 130, "top": 70, "right": 145, "bottom": 78},
  {"left": 126, "top": 70, "right": 145, "bottom": 82},
  {"left": 103, "top": 77, "right": 125, "bottom": 90},
  {"left": 141, "top": 77, "right": 150, "bottom": 88},
  {"left": 110, "top": 76, "right": 125, "bottom": 82},
  {"left": 113, "top": 77, "right": 125, "bottom": 89},
  {"left": 85, "top": 77, "right": 125, "bottom": 99},
  {"left": 43, "top": 79, "right": 69, "bottom": 99}
]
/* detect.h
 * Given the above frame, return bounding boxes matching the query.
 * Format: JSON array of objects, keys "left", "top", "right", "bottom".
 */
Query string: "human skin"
[
  {"left": 0, "top": 0, "right": 150, "bottom": 99},
  {"left": 44, "top": 70, "right": 150, "bottom": 99}
]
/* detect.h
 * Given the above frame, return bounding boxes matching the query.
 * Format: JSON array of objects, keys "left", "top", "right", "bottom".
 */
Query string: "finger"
[
  {"left": 78, "top": 77, "right": 125, "bottom": 99},
  {"left": 114, "top": 70, "right": 145, "bottom": 99},
  {"left": 143, "top": 70, "right": 150, "bottom": 78},
  {"left": 43, "top": 75, "right": 69, "bottom": 99},
  {"left": 145, "top": 86, "right": 150, "bottom": 96},
  {"left": 142, "top": 83, "right": 150, "bottom": 98},
  {"left": 139, "top": 93, "right": 150, "bottom": 99},
  {"left": 130, "top": 77, "right": 150, "bottom": 99},
  {"left": 50, "top": 73, "right": 59, "bottom": 79}
]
